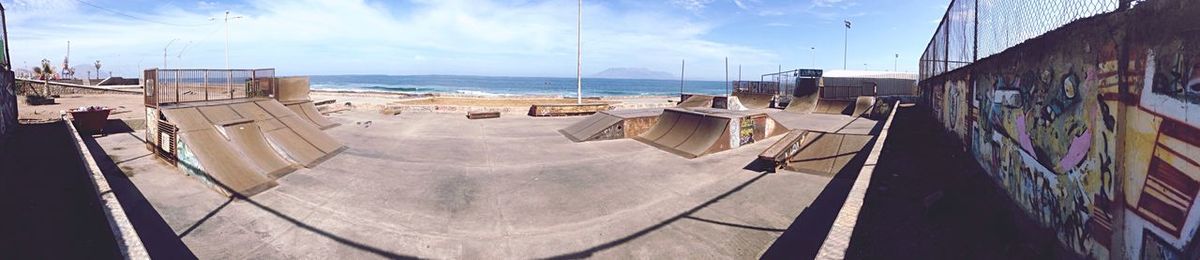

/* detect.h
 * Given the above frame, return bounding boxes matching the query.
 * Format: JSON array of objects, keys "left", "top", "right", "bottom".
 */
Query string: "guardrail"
[{"left": 143, "top": 68, "right": 275, "bottom": 108}]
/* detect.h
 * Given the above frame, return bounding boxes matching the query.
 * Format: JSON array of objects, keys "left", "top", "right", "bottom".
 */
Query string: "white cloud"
[
  {"left": 670, "top": 0, "right": 714, "bottom": 13},
  {"left": 5, "top": 0, "right": 777, "bottom": 79}
]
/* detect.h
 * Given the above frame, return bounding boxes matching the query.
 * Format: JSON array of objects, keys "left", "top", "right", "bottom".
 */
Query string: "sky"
[{"left": 2, "top": 0, "right": 951, "bottom": 80}]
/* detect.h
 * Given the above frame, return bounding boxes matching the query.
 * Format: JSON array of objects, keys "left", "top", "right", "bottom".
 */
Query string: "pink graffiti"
[
  {"left": 1058, "top": 129, "right": 1092, "bottom": 170},
  {"left": 1016, "top": 114, "right": 1038, "bottom": 159}
]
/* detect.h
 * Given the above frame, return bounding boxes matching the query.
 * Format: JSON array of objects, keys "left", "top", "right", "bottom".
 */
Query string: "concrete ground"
[{"left": 95, "top": 109, "right": 853, "bottom": 259}]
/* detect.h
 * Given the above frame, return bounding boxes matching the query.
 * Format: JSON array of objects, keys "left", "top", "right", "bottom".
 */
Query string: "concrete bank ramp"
[
  {"left": 731, "top": 92, "right": 773, "bottom": 109},
  {"left": 276, "top": 76, "right": 341, "bottom": 130},
  {"left": 560, "top": 108, "right": 663, "bottom": 142},
  {"left": 784, "top": 132, "right": 875, "bottom": 176},
  {"left": 253, "top": 100, "right": 345, "bottom": 166}
]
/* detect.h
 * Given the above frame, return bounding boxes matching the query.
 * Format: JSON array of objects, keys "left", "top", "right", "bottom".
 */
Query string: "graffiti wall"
[{"left": 919, "top": 0, "right": 1200, "bottom": 258}]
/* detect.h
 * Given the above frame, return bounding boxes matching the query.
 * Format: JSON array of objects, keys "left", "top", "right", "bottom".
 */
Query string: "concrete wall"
[
  {"left": 918, "top": 0, "right": 1200, "bottom": 258},
  {"left": 16, "top": 80, "right": 141, "bottom": 96}
]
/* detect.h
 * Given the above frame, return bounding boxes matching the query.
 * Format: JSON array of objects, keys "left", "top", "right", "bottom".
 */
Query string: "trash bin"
[{"left": 68, "top": 106, "right": 113, "bottom": 134}]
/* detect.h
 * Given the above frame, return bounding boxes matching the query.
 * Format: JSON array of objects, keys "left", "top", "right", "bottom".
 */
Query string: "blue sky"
[{"left": 2, "top": 0, "right": 949, "bottom": 80}]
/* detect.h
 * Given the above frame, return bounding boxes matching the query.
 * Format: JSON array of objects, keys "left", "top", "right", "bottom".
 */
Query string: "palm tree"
[{"left": 34, "top": 59, "right": 55, "bottom": 97}]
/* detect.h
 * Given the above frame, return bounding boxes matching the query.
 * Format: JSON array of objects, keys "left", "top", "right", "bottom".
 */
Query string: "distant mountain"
[{"left": 592, "top": 67, "right": 675, "bottom": 80}]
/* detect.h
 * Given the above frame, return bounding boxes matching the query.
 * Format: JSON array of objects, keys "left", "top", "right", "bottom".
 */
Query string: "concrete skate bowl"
[
  {"left": 731, "top": 92, "right": 774, "bottom": 109},
  {"left": 159, "top": 98, "right": 345, "bottom": 196},
  {"left": 559, "top": 108, "right": 662, "bottom": 142}
]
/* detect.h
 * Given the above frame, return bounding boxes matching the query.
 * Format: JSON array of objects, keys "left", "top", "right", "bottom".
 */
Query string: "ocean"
[{"left": 308, "top": 75, "right": 732, "bottom": 97}]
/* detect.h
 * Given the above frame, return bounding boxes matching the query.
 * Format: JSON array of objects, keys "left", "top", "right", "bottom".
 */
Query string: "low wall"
[
  {"left": 918, "top": 0, "right": 1200, "bottom": 258},
  {"left": 16, "top": 79, "right": 141, "bottom": 96}
]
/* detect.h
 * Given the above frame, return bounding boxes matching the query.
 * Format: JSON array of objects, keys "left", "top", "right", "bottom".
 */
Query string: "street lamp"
[
  {"left": 211, "top": 11, "right": 243, "bottom": 69},
  {"left": 810, "top": 47, "right": 816, "bottom": 67},
  {"left": 894, "top": 54, "right": 899, "bottom": 71},
  {"left": 843, "top": 20, "right": 851, "bottom": 70}
]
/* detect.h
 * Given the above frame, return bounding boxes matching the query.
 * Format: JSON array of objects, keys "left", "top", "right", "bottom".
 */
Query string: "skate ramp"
[
  {"left": 285, "top": 101, "right": 340, "bottom": 130},
  {"left": 732, "top": 92, "right": 773, "bottom": 109},
  {"left": 784, "top": 92, "right": 819, "bottom": 114},
  {"left": 813, "top": 99, "right": 854, "bottom": 115},
  {"left": 560, "top": 108, "right": 665, "bottom": 142},
  {"left": 160, "top": 107, "right": 279, "bottom": 196},
  {"left": 852, "top": 96, "right": 876, "bottom": 116},
  {"left": 784, "top": 132, "right": 875, "bottom": 176},
  {"left": 275, "top": 76, "right": 340, "bottom": 130},
  {"left": 254, "top": 100, "right": 345, "bottom": 164},
  {"left": 677, "top": 95, "right": 715, "bottom": 108},
  {"left": 635, "top": 109, "right": 731, "bottom": 158},
  {"left": 560, "top": 112, "right": 624, "bottom": 142},
  {"left": 725, "top": 96, "right": 749, "bottom": 111},
  {"left": 275, "top": 77, "right": 311, "bottom": 102}
]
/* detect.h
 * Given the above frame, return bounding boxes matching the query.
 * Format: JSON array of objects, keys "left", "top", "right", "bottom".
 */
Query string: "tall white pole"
[
  {"left": 724, "top": 57, "right": 729, "bottom": 96},
  {"left": 843, "top": 26, "right": 848, "bottom": 70},
  {"left": 225, "top": 11, "right": 231, "bottom": 69},
  {"left": 576, "top": 0, "right": 582, "bottom": 104},
  {"left": 680, "top": 59, "right": 685, "bottom": 96},
  {"left": 811, "top": 47, "right": 816, "bottom": 67},
  {"left": 164, "top": 38, "right": 179, "bottom": 68}
]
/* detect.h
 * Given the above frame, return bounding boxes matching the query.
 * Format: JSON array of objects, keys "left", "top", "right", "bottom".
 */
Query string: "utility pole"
[
  {"left": 724, "top": 57, "right": 729, "bottom": 96},
  {"left": 576, "top": 0, "right": 582, "bottom": 104},
  {"left": 844, "top": 20, "right": 851, "bottom": 70},
  {"left": 894, "top": 54, "right": 899, "bottom": 71}
]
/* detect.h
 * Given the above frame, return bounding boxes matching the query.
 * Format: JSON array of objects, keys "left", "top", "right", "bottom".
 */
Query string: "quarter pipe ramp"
[
  {"left": 635, "top": 108, "right": 785, "bottom": 158},
  {"left": 731, "top": 92, "right": 774, "bottom": 109}
]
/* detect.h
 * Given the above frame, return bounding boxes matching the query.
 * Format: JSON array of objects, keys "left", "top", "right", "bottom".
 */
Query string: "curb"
[{"left": 62, "top": 116, "right": 150, "bottom": 260}]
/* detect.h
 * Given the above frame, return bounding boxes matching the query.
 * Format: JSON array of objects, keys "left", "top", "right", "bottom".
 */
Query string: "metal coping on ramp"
[
  {"left": 815, "top": 101, "right": 902, "bottom": 259},
  {"left": 635, "top": 107, "right": 783, "bottom": 158},
  {"left": 559, "top": 108, "right": 664, "bottom": 142}
]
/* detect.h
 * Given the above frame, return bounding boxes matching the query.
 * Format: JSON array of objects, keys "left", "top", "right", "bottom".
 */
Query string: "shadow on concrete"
[
  {"left": 168, "top": 159, "right": 420, "bottom": 259},
  {"left": 842, "top": 107, "right": 1077, "bottom": 259},
  {"left": 177, "top": 197, "right": 235, "bottom": 238},
  {"left": 759, "top": 133, "right": 877, "bottom": 259},
  {"left": 0, "top": 121, "right": 122, "bottom": 259},
  {"left": 80, "top": 134, "right": 198, "bottom": 259},
  {"left": 541, "top": 172, "right": 771, "bottom": 259}
]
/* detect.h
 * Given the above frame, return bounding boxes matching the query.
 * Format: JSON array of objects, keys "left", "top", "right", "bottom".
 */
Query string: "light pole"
[
  {"left": 164, "top": 38, "right": 179, "bottom": 68},
  {"left": 894, "top": 53, "right": 899, "bottom": 71},
  {"left": 810, "top": 47, "right": 816, "bottom": 67},
  {"left": 576, "top": 0, "right": 582, "bottom": 104},
  {"left": 212, "top": 11, "right": 243, "bottom": 69},
  {"left": 843, "top": 20, "right": 851, "bottom": 70}
]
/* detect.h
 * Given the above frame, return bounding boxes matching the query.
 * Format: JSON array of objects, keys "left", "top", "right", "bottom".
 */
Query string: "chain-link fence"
[{"left": 919, "top": 0, "right": 1125, "bottom": 81}]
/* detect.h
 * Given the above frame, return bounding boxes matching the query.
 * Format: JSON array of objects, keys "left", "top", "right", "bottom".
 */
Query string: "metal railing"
[
  {"left": 919, "top": 0, "right": 1124, "bottom": 81},
  {"left": 732, "top": 81, "right": 780, "bottom": 95},
  {"left": 143, "top": 68, "right": 276, "bottom": 107}
]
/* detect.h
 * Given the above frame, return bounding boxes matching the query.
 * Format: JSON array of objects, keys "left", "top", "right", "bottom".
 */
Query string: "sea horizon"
[{"left": 306, "top": 74, "right": 740, "bottom": 97}]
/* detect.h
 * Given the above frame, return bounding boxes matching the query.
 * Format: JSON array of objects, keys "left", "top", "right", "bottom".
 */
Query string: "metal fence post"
[
  {"left": 203, "top": 70, "right": 209, "bottom": 101},
  {"left": 174, "top": 70, "right": 180, "bottom": 104},
  {"left": 228, "top": 70, "right": 233, "bottom": 99}
]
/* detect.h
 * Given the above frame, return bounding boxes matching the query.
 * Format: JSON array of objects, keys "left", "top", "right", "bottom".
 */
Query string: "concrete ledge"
[
  {"left": 62, "top": 116, "right": 149, "bottom": 260},
  {"left": 528, "top": 103, "right": 611, "bottom": 117},
  {"left": 17, "top": 79, "right": 142, "bottom": 95},
  {"left": 814, "top": 101, "right": 902, "bottom": 259}
]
